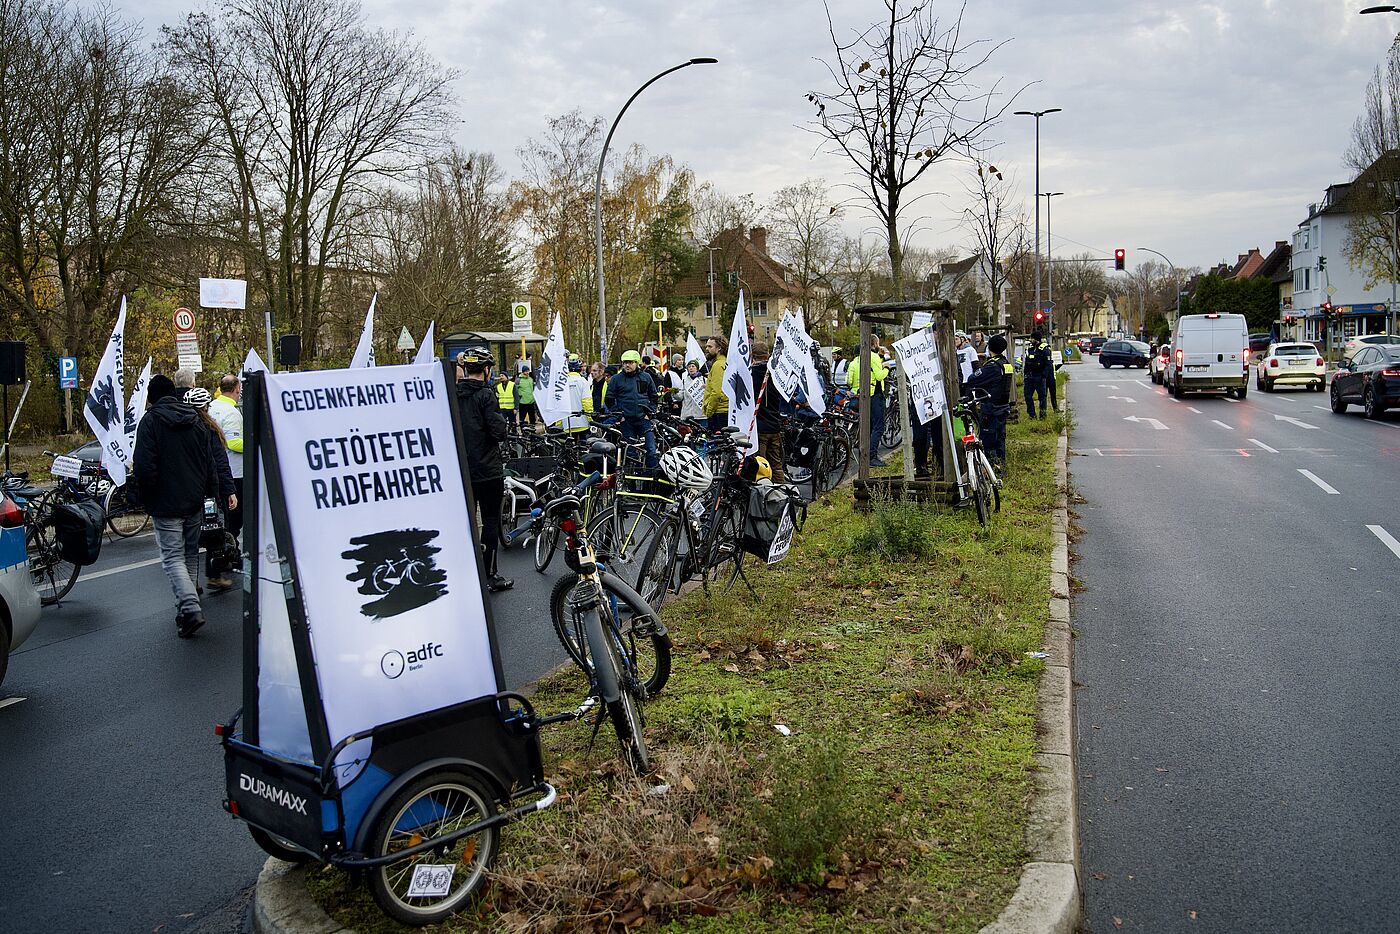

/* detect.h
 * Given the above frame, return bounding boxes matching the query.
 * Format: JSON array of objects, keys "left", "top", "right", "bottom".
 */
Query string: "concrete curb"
[
  {"left": 978, "top": 410, "right": 1079, "bottom": 934},
  {"left": 252, "top": 858, "right": 345, "bottom": 934}
]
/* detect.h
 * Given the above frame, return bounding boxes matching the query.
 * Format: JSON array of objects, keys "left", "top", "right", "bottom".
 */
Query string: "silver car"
[{"left": 1, "top": 494, "right": 43, "bottom": 688}]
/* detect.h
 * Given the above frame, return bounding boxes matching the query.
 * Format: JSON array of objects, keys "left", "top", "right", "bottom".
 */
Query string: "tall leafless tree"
[
  {"left": 164, "top": 0, "right": 454, "bottom": 358},
  {"left": 808, "top": 0, "right": 1018, "bottom": 300},
  {"left": 961, "top": 160, "right": 1023, "bottom": 326},
  {"left": 765, "top": 178, "right": 843, "bottom": 311}
]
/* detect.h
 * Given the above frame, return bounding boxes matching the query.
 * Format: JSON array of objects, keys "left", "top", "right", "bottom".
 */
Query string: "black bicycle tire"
[
  {"left": 820, "top": 434, "right": 851, "bottom": 493},
  {"left": 103, "top": 484, "right": 150, "bottom": 538},
  {"left": 969, "top": 453, "right": 990, "bottom": 527},
  {"left": 247, "top": 825, "right": 314, "bottom": 864},
  {"left": 533, "top": 520, "right": 559, "bottom": 573},
  {"left": 549, "top": 571, "right": 671, "bottom": 697},
  {"left": 583, "top": 608, "right": 650, "bottom": 774},
  {"left": 636, "top": 514, "right": 680, "bottom": 608},
  {"left": 27, "top": 514, "right": 80, "bottom": 605}
]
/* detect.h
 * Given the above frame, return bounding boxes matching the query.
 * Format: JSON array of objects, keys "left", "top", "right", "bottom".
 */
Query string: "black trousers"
[
  {"left": 473, "top": 477, "right": 504, "bottom": 575},
  {"left": 207, "top": 477, "right": 243, "bottom": 576}
]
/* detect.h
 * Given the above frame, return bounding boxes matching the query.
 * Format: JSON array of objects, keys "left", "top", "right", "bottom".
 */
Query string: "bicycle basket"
[
  {"left": 620, "top": 467, "right": 675, "bottom": 500},
  {"left": 740, "top": 484, "right": 800, "bottom": 562}
]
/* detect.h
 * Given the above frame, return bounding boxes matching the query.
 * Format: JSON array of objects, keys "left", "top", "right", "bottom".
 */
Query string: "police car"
[{"left": 1, "top": 491, "right": 42, "bottom": 688}]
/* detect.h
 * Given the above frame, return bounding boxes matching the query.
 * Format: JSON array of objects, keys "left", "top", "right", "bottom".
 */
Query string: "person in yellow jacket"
[
  {"left": 845, "top": 347, "right": 890, "bottom": 467},
  {"left": 702, "top": 336, "right": 729, "bottom": 430},
  {"left": 495, "top": 373, "right": 516, "bottom": 428}
]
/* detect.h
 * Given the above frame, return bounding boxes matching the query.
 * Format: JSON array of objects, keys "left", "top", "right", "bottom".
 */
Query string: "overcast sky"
[{"left": 123, "top": 0, "right": 1400, "bottom": 274}]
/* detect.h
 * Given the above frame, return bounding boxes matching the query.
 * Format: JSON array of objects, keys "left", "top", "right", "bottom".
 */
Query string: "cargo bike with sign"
[{"left": 218, "top": 362, "right": 588, "bottom": 926}]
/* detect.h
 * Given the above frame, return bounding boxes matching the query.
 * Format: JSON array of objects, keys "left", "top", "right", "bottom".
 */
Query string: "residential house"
[
  {"left": 669, "top": 227, "right": 820, "bottom": 342},
  {"left": 1248, "top": 241, "right": 1294, "bottom": 337}
]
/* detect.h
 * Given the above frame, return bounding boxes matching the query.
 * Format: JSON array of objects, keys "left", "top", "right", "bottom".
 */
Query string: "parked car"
[
  {"left": 1150, "top": 344, "right": 1172, "bottom": 383},
  {"left": 1086, "top": 336, "right": 1107, "bottom": 355},
  {"left": 1256, "top": 342, "right": 1325, "bottom": 392},
  {"left": 1099, "top": 339, "right": 1150, "bottom": 368},
  {"left": 1, "top": 492, "right": 43, "bottom": 688},
  {"left": 1330, "top": 344, "right": 1400, "bottom": 418},
  {"left": 1248, "top": 332, "right": 1274, "bottom": 354},
  {"left": 1168, "top": 312, "right": 1250, "bottom": 398},
  {"left": 1341, "top": 333, "right": 1400, "bottom": 362}
]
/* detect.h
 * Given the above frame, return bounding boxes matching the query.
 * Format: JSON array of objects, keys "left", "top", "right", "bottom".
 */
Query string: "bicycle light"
[
  {"left": 559, "top": 518, "right": 578, "bottom": 534},
  {"left": 0, "top": 495, "right": 21, "bottom": 528}
]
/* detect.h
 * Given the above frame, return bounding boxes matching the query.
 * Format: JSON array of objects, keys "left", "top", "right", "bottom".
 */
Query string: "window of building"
[
  {"left": 753, "top": 300, "right": 769, "bottom": 317},
  {"left": 1301, "top": 226, "right": 1311, "bottom": 249},
  {"left": 1304, "top": 268, "right": 1311, "bottom": 291},
  {"left": 704, "top": 301, "right": 716, "bottom": 319},
  {"left": 725, "top": 271, "right": 738, "bottom": 286}
]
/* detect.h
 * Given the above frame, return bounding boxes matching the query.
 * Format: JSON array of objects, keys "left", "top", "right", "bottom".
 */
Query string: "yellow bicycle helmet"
[{"left": 749, "top": 455, "right": 772, "bottom": 482}]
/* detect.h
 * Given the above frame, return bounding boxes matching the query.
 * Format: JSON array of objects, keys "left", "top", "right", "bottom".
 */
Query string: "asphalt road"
[
  {"left": 1069, "top": 366, "right": 1400, "bottom": 932},
  {"left": 0, "top": 532, "right": 571, "bottom": 934}
]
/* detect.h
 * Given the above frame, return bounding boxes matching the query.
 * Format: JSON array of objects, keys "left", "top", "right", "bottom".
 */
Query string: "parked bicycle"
[{"left": 951, "top": 391, "right": 1002, "bottom": 527}]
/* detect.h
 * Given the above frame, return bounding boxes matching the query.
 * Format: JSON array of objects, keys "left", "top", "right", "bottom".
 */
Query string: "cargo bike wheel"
[{"left": 365, "top": 769, "right": 501, "bottom": 926}]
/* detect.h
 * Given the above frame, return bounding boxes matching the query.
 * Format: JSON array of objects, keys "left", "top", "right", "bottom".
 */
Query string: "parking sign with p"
[{"left": 59, "top": 356, "right": 78, "bottom": 389}]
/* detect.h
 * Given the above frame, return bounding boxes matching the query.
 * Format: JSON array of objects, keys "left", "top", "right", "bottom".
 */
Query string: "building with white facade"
[{"left": 1290, "top": 176, "right": 1394, "bottom": 346}]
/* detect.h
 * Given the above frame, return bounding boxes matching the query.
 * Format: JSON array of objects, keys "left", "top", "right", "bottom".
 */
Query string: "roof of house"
[
  {"left": 1230, "top": 249, "right": 1266, "bottom": 280},
  {"left": 672, "top": 227, "right": 804, "bottom": 300},
  {"left": 1255, "top": 240, "right": 1292, "bottom": 283}
]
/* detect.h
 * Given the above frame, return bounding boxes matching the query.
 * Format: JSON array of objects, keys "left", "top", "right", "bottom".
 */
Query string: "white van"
[{"left": 1166, "top": 313, "right": 1250, "bottom": 399}]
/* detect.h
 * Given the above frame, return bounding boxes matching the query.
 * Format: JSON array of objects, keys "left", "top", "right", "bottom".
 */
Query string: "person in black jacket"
[
  {"left": 965, "top": 334, "right": 1013, "bottom": 468},
  {"left": 749, "top": 340, "right": 787, "bottom": 482},
  {"left": 1022, "top": 329, "right": 1053, "bottom": 419},
  {"left": 133, "top": 375, "right": 231, "bottom": 637},
  {"left": 455, "top": 349, "right": 513, "bottom": 592}
]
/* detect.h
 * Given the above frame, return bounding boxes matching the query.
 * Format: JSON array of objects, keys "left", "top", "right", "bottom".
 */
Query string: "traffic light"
[
  {"left": 1114, "top": 248, "right": 1125, "bottom": 271},
  {"left": 1319, "top": 256, "right": 1328, "bottom": 270},
  {"left": 1321, "top": 301, "right": 1333, "bottom": 316},
  {"left": 1033, "top": 309, "right": 1046, "bottom": 326}
]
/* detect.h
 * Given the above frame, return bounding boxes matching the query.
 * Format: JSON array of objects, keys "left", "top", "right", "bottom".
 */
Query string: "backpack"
[{"left": 53, "top": 499, "right": 105, "bottom": 566}]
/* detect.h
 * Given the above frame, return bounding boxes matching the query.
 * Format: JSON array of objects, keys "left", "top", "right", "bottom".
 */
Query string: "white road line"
[
  {"left": 1275, "top": 396, "right": 1296, "bottom": 404},
  {"left": 1188, "top": 406, "right": 1202, "bottom": 413},
  {"left": 1211, "top": 419, "right": 1235, "bottom": 430},
  {"left": 1368, "top": 525, "right": 1400, "bottom": 562},
  {"left": 1223, "top": 396, "right": 1240, "bottom": 403},
  {"left": 1248, "top": 438, "right": 1279, "bottom": 453},
  {"left": 1313, "top": 405, "right": 1330, "bottom": 411},
  {"left": 0, "top": 697, "right": 26, "bottom": 710},
  {"left": 1298, "top": 469, "right": 1341, "bottom": 495},
  {"left": 80, "top": 556, "right": 163, "bottom": 582}
]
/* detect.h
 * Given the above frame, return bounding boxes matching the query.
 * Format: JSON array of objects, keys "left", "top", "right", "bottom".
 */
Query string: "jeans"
[
  {"left": 619, "top": 417, "right": 657, "bottom": 467},
  {"left": 1024, "top": 376, "right": 1048, "bottom": 418},
  {"left": 154, "top": 514, "right": 202, "bottom": 617}
]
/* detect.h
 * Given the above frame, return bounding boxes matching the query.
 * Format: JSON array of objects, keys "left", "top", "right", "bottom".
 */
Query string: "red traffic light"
[
  {"left": 1034, "top": 309, "right": 1046, "bottom": 323},
  {"left": 1113, "top": 248, "right": 1126, "bottom": 271}
]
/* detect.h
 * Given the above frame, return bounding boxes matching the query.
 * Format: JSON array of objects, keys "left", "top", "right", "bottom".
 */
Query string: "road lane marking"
[
  {"left": 1298, "top": 469, "right": 1340, "bottom": 495},
  {"left": 1188, "top": 406, "right": 1202, "bottom": 413},
  {"left": 1368, "top": 525, "right": 1400, "bottom": 562},
  {"left": 1124, "top": 415, "right": 1169, "bottom": 430},
  {"left": 1248, "top": 438, "right": 1279, "bottom": 453},
  {"left": 1274, "top": 396, "right": 1296, "bottom": 404},
  {"left": 80, "top": 556, "right": 163, "bottom": 583},
  {"left": 1223, "top": 396, "right": 1240, "bottom": 403},
  {"left": 1107, "top": 395, "right": 1137, "bottom": 403},
  {"left": 0, "top": 697, "right": 26, "bottom": 710},
  {"left": 1313, "top": 405, "right": 1330, "bottom": 411},
  {"left": 1274, "top": 414, "right": 1319, "bottom": 430},
  {"left": 1212, "top": 419, "right": 1235, "bottom": 430}
]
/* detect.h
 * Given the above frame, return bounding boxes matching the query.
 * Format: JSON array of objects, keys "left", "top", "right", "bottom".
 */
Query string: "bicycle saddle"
[
  {"left": 719, "top": 425, "right": 745, "bottom": 437},
  {"left": 587, "top": 440, "right": 617, "bottom": 457}
]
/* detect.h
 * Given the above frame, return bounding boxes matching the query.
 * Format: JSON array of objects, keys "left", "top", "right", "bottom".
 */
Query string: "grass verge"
[{"left": 307, "top": 411, "right": 1062, "bottom": 933}]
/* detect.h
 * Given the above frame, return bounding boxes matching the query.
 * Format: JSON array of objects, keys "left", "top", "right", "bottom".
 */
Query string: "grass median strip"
[{"left": 308, "top": 410, "right": 1064, "bottom": 933}]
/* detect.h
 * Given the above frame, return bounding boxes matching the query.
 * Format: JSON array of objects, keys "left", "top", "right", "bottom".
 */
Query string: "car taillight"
[
  {"left": 1175, "top": 348, "right": 1183, "bottom": 365},
  {"left": 0, "top": 496, "right": 22, "bottom": 528},
  {"left": 1268, "top": 358, "right": 1279, "bottom": 368},
  {"left": 1316, "top": 358, "right": 1324, "bottom": 367},
  {"left": 1383, "top": 368, "right": 1400, "bottom": 377}
]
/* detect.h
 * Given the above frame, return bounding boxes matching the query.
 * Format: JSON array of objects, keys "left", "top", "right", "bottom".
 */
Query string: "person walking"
[
  {"left": 133, "top": 375, "right": 230, "bottom": 638},
  {"left": 702, "top": 336, "right": 728, "bottom": 431},
  {"left": 1022, "top": 329, "right": 1053, "bottom": 419},
  {"left": 748, "top": 341, "right": 786, "bottom": 482},
  {"left": 845, "top": 345, "right": 890, "bottom": 467},
  {"left": 680, "top": 360, "right": 706, "bottom": 421},
  {"left": 495, "top": 372, "right": 517, "bottom": 429},
  {"left": 455, "top": 349, "right": 513, "bottom": 592},
  {"left": 207, "top": 374, "right": 244, "bottom": 589},
  {"left": 589, "top": 360, "right": 607, "bottom": 414},
  {"left": 964, "top": 334, "right": 1014, "bottom": 469},
  {"left": 183, "top": 387, "right": 236, "bottom": 595},
  {"left": 606, "top": 350, "right": 659, "bottom": 467},
  {"left": 516, "top": 365, "right": 537, "bottom": 428}
]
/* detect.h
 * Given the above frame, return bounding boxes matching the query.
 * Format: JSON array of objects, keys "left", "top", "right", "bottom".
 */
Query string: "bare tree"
[
  {"left": 808, "top": 0, "right": 1018, "bottom": 299},
  {"left": 1050, "top": 252, "right": 1108, "bottom": 334},
  {"left": 961, "top": 160, "right": 1022, "bottom": 325},
  {"left": 766, "top": 178, "right": 843, "bottom": 310},
  {"left": 164, "top": 0, "right": 454, "bottom": 358}
]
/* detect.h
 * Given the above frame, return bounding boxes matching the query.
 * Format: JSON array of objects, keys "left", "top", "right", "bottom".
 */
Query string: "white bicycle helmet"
[
  {"left": 184, "top": 387, "right": 213, "bottom": 408},
  {"left": 659, "top": 445, "right": 714, "bottom": 492}
]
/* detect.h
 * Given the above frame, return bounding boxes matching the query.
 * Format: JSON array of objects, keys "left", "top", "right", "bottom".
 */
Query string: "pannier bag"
[
  {"left": 53, "top": 499, "right": 105, "bottom": 566},
  {"left": 740, "top": 483, "right": 801, "bottom": 563},
  {"left": 788, "top": 427, "right": 818, "bottom": 468}
]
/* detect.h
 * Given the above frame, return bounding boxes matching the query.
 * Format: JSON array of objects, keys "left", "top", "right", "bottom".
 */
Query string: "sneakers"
[
  {"left": 869, "top": 456, "right": 888, "bottom": 468},
  {"left": 487, "top": 574, "right": 514, "bottom": 592},
  {"left": 207, "top": 576, "right": 234, "bottom": 592},
  {"left": 177, "top": 609, "right": 206, "bottom": 639}
]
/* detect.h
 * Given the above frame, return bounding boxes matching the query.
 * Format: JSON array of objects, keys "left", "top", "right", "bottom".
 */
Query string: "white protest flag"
[
  {"left": 685, "top": 331, "right": 706, "bottom": 367},
  {"left": 770, "top": 309, "right": 826, "bottom": 415},
  {"left": 122, "top": 357, "right": 153, "bottom": 461},
  {"left": 725, "top": 291, "right": 758, "bottom": 454},
  {"left": 83, "top": 297, "right": 129, "bottom": 485},
  {"left": 243, "top": 347, "right": 268, "bottom": 375},
  {"left": 350, "top": 294, "right": 376, "bottom": 368},
  {"left": 892, "top": 327, "right": 947, "bottom": 425},
  {"left": 413, "top": 321, "right": 436, "bottom": 365},
  {"left": 535, "top": 313, "right": 572, "bottom": 427}
]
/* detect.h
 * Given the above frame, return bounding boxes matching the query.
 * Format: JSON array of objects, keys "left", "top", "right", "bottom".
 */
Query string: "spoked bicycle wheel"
[
  {"left": 533, "top": 519, "right": 559, "bottom": 572},
  {"left": 591, "top": 503, "right": 662, "bottom": 588},
  {"left": 549, "top": 571, "right": 671, "bottom": 697},
  {"left": 366, "top": 769, "right": 500, "bottom": 926},
  {"left": 967, "top": 452, "right": 991, "bottom": 528},
  {"left": 582, "top": 606, "right": 650, "bottom": 774},
  {"left": 706, "top": 498, "right": 746, "bottom": 593},
  {"left": 28, "top": 515, "right": 80, "bottom": 605},
  {"left": 978, "top": 450, "right": 1002, "bottom": 514},
  {"left": 636, "top": 515, "right": 680, "bottom": 608},
  {"left": 819, "top": 433, "right": 852, "bottom": 493},
  {"left": 103, "top": 484, "right": 150, "bottom": 538}
]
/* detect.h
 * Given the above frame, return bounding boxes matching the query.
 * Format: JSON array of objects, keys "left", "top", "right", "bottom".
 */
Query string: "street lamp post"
[
  {"left": 1041, "top": 191, "right": 1063, "bottom": 335},
  {"left": 1138, "top": 246, "right": 1179, "bottom": 330},
  {"left": 707, "top": 246, "right": 720, "bottom": 335},
  {"left": 1014, "top": 107, "right": 1062, "bottom": 326},
  {"left": 595, "top": 58, "right": 717, "bottom": 363}
]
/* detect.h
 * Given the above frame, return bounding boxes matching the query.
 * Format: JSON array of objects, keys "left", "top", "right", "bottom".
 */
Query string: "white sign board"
[
  {"left": 511, "top": 301, "right": 531, "bottom": 334},
  {"left": 50, "top": 454, "right": 83, "bottom": 480},
  {"left": 395, "top": 326, "right": 416, "bottom": 352},
  {"left": 258, "top": 364, "right": 497, "bottom": 776},
  {"left": 910, "top": 311, "right": 933, "bottom": 330},
  {"left": 892, "top": 327, "right": 948, "bottom": 425},
  {"left": 769, "top": 311, "right": 826, "bottom": 414},
  {"left": 767, "top": 503, "right": 796, "bottom": 565},
  {"left": 651, "top": 307, "right": 668, "bottom": 323},
  {"left": 177, "top": 353, "right": 204, "bottom": 373},
  {"left": 199, "top": 277, "right": 247, "bottom": 309},
  {"left": 173, "top": 307, "right": 196, "bottom": 332}
]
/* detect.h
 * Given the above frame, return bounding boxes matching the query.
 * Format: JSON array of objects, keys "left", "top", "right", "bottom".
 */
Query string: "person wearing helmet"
[
  {"left": 184, "top": 387, "right": 238, "bottom": 592},
  {"left": 964, "top": 334, "right": 1012, "bottom": 468},
  {"left": 606, "top": 350, "right": 660, "bottom": 467},
  {"left": 455, "top": 348, "right": 513, "bottom": 591},
  {"left": 133, "top": 378, "right": 231, "bottom": 637}
]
